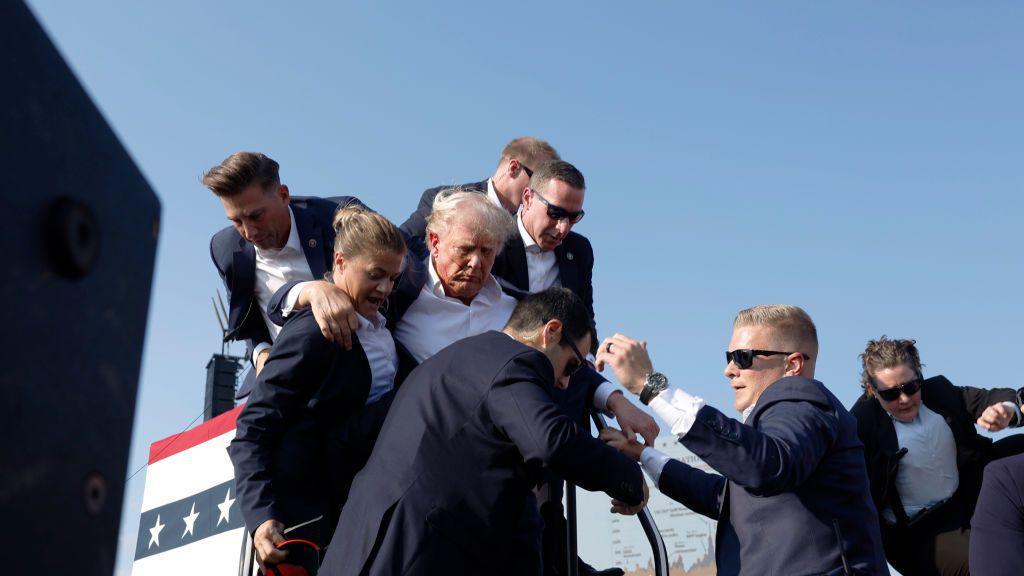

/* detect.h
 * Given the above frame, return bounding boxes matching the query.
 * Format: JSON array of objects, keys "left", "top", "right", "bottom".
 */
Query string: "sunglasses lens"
[
  {"left": 727, "top": 350, "right": 753, "bottom": 369},
  {"left": 903, "top": 379, "right": 921, "bottom": 396},
  {"left": 877, "top": 388, "right": 900, "bottom": 402}
]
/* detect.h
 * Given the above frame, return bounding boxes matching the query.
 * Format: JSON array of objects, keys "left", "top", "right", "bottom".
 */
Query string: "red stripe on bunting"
[{"left": 148, "top": 404, "right": 244, "bottom": 464}]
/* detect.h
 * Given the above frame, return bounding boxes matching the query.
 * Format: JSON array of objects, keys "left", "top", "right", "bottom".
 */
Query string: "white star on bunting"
[
  {"left": 182, "top": 501, "right": 200, "bottom": 538},
  {"left": 217, "top": 489, "right": 236, "bottom": 526},
  {"left": 148, "top": 514, "right": 165, "bottom": 549}
]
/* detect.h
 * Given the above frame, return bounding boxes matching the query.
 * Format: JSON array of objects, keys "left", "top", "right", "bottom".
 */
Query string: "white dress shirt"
[
  {"left": 882, "top": 403, "right": 959, "bottom": 523},
  {"left": 638, "top": 386, "right": 708, "bottom": 484},
  {"left": 251, "top": 208, "right": 315, "bottom": 364},
  {"left": 394, "top": 258, "right": 519, "bottom": 363},
  {"left": 394, "top": 257, "right": 617, "bottom": 411},
  {"left": 486, "top": 179, "right": 504, "bottom": 210},
  {"left": 357, "top": 311, "right": 399, "bottom": 405},
  {"left": 516, "top": 214, "right": 561, "bottom": 293}
]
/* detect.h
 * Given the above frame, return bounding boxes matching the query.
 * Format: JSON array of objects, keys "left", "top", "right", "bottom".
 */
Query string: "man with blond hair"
[
  {"left": 597, "top": 305, "right": 889, "bottom": 575},
  {"left": 400, "top": 136, "right": 560, "bottom": 260},
  {"left": 851, "top": 336, "right": 1024, "bottom": 575}
]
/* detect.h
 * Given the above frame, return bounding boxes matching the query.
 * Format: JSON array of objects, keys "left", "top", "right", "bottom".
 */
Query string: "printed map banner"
[
  {"left": 132, "top": 406, "right": 247, "bottom": 575},
  {"left": 577, "top": 437, "right": 717, "bottom": 575}
]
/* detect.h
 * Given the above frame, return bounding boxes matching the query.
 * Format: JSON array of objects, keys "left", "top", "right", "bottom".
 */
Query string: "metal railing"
[{"left": 564, "top": 413, "right": 669, "bottom": 576}]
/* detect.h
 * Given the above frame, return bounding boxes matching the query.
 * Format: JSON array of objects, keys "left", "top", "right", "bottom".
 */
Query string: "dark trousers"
[{"left": 883, "top": 434, "right": 1024, "bottom": 576}]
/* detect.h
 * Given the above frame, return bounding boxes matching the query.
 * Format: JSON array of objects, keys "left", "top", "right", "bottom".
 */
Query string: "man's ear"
[
  {"left": 427, "top": 231, "right": 440, "bottom": 255},
  {"left": 541, "top": 319, "right": 563, "bottom": 349},
  {"left": 785, "top": 353, "right": 805, "bottom": 377},
  {"left": 277, "top": 184, "right": 290, "bottom": 205}
]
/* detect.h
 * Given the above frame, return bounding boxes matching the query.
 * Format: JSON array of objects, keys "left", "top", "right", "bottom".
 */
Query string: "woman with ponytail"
[{"left": 229, "top": 206, "right": 408, "bottom": 571}]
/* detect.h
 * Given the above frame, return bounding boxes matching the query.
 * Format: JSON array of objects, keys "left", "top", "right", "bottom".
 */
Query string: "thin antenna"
[{"left": 213, "top": 290, "right": 230, "bottom": 355}]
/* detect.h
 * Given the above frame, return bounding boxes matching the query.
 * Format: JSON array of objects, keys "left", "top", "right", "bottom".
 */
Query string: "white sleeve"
[
  {"left": 592, "top": 382, "right": 618, "bottom": 414},
  {"left": 640, "top": 447, "right": 673, "bottom": 485},
  {"left": 280, "top": 281, "right": 313, "bottom": 318},
  {"left": 251, "top": 342, "right": 272, "bottom": 368},
  {"left": 1001, "top": 401, "right": 1023, "bottom": 427},
  {"left": 648, "top": 387, "right": 706, "bottom": 438}
]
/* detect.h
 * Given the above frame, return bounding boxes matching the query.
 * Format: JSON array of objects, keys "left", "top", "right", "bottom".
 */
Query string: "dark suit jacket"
[
  {"left": 210, "top": 195, "right": 363, "bottom": 397},
  {"left": 319, "top": 331, "right": 644, "bottom": 576},
  {"left": 658, "top": 376, "right": 888, "bottom": 576},
  {"left": 227, "top": 308, "right": 409, "bottom": 546},
  {"left": 850, "top": 376, "right": 1017, "bottom": 530},
  {"left": 492, "top": 231, "right": 595, "bottom": 319},
  {"left": 970, "top": 453, "right": 1024, "bottom": 575},
  {"left": 399, "top": 179, "right": 487, "bottom": 260}
]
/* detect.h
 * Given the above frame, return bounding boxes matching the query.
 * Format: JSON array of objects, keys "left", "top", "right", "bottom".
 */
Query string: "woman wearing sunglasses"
[
  {"left": 228, "top": 206, "right": 410, "bottom": 572},
  {"left": 850, "top": 336, "right": 1024, "bottom": 576}
]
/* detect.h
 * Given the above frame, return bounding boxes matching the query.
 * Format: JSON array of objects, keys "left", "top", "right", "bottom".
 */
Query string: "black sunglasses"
[
  {"left": 562, "top": 335, "right": 586, "bottom": 379},
  {"left": 871, "top": 377, "right": 922, "bottom": 402},
  {"left": 519, "top": 162, "right": 534, "bottom": 178},
  {"left": 531, "top": 188, "right": 585, "bottom": 224},
  {"left": 726, "top": 349, "right": 810, "bottom": 369}
]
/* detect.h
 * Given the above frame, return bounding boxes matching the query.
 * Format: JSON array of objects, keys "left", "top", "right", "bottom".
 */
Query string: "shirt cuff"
[
  {"left": 640, "top": 447, "right": 672, "bottom": 485},
  {"left": 252, "top": 342, "right": 272, "bottom": 368},
  {"left": 593, "top": 382, "right": 617, "bottom": 414},
  {"left": 1001, "top": 401, "right": 1022, "bottom": 427},
  {"left": 281, "top": 281, "right": 313, "bottom": 318},
  {"left": 648, "top": 386, "right": 705, "bottom": 438}
]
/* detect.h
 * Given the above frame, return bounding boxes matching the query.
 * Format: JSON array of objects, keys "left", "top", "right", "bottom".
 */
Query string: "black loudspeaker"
[{"left": 0, "top": 2, "right": 161, "bottom": 574}]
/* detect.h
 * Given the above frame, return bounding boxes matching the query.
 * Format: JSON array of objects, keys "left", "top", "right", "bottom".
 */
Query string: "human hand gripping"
[
  {"left": 610, "top": 478, "right": 649, "bottom": 516},
  {"left": 301, "top": 281, "right": 358, "bottom": 350},
  {"left": 977, "top": 402, "right": 1016, "bottom": 431},
  {"left": 594, "top": 333, "right": 654, "bottom": 395},
  {"left": 599, "top": 426, "right": 645, "bottom": 461},
  {"left": 253, "top": 518, "right": 288, "bottom": 570},
  {"left": 606, "top": 392, "right": 660, "bottom": 446}
]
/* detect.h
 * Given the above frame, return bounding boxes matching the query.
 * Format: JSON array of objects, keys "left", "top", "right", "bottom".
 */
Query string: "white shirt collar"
[
  {"left": 357, "top": 311, "right": 387, "bottom": 331},
  {"left": 255, "top": 206, "right": 301, "bottom": 256},
  {"left": 485, "top": 179, "right": 504, "bottom": 210},
  {"left": 425, "top": 255, "right": 504, "bottom": 304},
  {"left": 742, "top": 403, "right": 757, "bottom": 423},
  {"left": 516, "top": 213, "right": 542, "bottom": 253}
]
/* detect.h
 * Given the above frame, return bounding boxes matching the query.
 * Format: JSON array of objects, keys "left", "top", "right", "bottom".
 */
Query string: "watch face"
[{"left": 648, "top": 372, "right": 668, "bottom": 389}]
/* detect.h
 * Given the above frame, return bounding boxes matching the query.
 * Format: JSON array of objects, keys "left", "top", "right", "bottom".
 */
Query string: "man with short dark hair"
[
  {"left": 598, "top": 305, "right": 889, "bottom": 575},
  {"left": 204, "top": 151, "right": 361, "bottom": 396},
  {"left": 494, "top": 159, "right": 595, "bottom": 318},
  {"left": 400, "top": 136, "right": 560, "bottom": 260},
  {"left": 852, "top": 336, "right": 1024, "bottom": 575},
  {"left": 319, "top": 288, "right": 648, "bottom": 576}
]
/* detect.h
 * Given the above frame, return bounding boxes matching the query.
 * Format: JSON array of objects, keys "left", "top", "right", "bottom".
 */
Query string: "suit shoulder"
[
  {"left": 274, "top": 309, "right": 333, "bottom": 353},
  {"left": 420, "top": 180, "right": 486, "bottom": 201},
  {"left": 210, "top": 226, "right": 241, "bottom": 262}
]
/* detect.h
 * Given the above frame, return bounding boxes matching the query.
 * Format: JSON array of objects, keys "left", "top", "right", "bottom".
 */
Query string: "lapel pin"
[
  {"left": 566, "top": 252, "right": 574, "bottom": 261},
  {"left": 308, "top": 239, "right": 317, "bottom": 248}
]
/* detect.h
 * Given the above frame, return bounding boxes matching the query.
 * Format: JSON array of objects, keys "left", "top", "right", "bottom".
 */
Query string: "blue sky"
[{"left": 25, "top": 1, "right": 1023, "bottom": 573}]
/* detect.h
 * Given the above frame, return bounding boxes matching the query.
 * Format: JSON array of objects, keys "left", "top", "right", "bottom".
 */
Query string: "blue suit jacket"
[
  {"left": 493, "top": 230, "right": 596, "bottom": 320},
  {"left": 319, "top": 331, "right": 644, "bottom": 576},
  {"left": 970, "top": 453, "right": 1024, "bottom": 575},
  {"left": 209, "top": 195, "right": 363, "bottom": 397},
  {"left": 658, "top": 377, "right": 889, "bottom": 576},
  {"left": 227, "top": 308, "right": 407, "bottom": 546}
]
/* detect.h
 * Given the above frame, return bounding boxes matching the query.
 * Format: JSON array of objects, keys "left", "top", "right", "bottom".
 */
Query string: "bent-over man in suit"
[
  {"left": 852, "top": 337, "right": 1024, "bottom": 575},
  {"left": 400, "top": 136, "right": 559, "bottom": 260},
  {"left": 319, "top": 288, "right": 648, "bottom": 576},
  {"left": 598, "top": 305, "right": 889, "bottom": 576},
  {"left": 970, "top": 452, "right": 1024, "bottom": 575},
  {"left": 204, "top": 151, "right": 361, "bottom": 396},
  {"left": 494, "top": 159, "right": 595, "bottom": 318}
]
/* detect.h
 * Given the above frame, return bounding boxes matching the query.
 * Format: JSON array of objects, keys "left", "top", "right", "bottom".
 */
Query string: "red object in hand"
[{"left": 264, "top": 539, "right": 321, "bottom": 576}]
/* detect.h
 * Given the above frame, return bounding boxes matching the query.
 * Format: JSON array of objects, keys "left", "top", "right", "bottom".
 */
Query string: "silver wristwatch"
[{"left": 639, "top": 372, "right": 669, "bottom": 405}]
